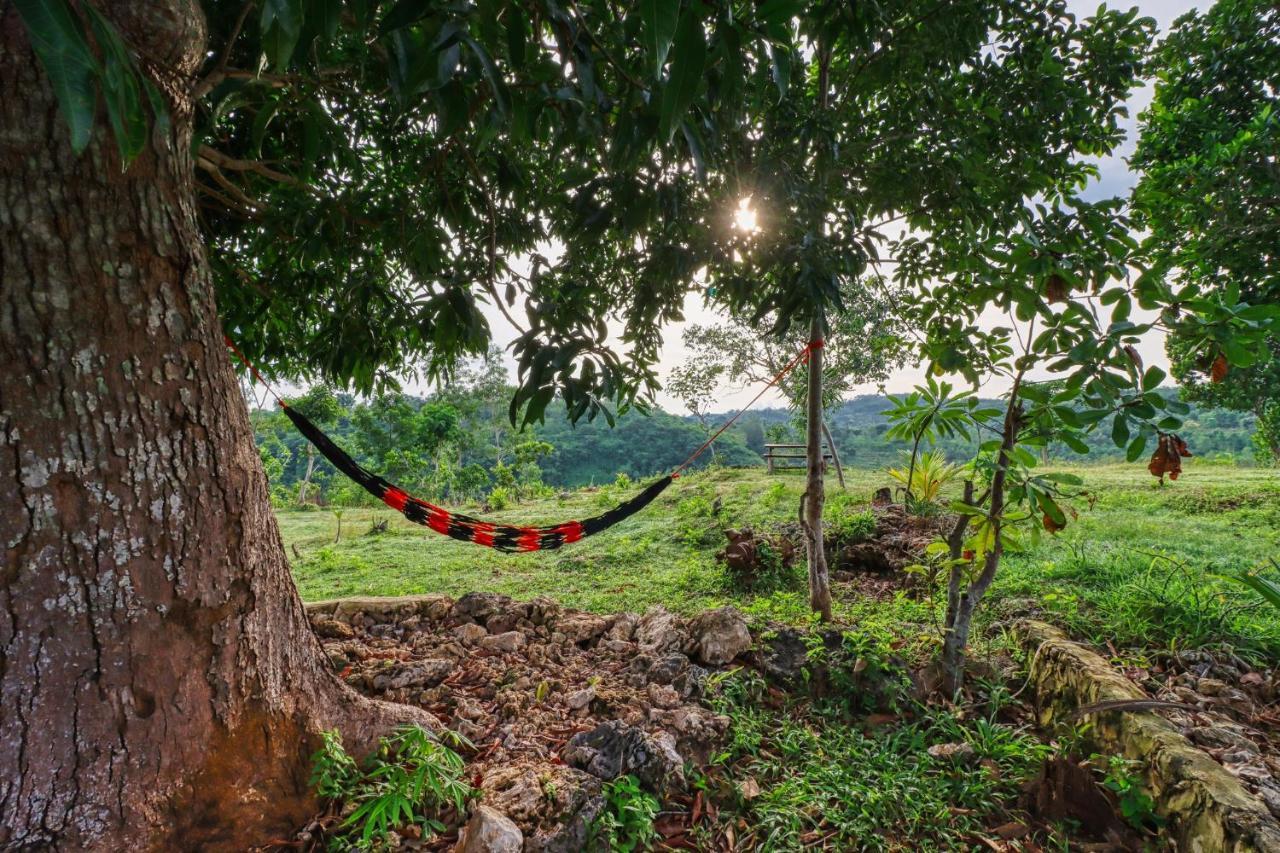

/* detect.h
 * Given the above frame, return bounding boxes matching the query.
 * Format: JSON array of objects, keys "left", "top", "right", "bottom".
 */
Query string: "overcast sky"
[{"left": 459, "top": 0, "right": 1205, "bottom": 413}]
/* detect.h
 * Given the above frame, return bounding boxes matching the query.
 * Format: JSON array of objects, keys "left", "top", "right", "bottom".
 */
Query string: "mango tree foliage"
[{"left": 1131, "top": 0, "right": 1280, "bottom": 462}]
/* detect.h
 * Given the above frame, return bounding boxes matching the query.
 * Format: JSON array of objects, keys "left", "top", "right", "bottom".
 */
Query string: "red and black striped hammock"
[
  {"left": 284, "top": 404, "right": 673, "bottom": 553},
  {"left": 228, "top": 335, "right": 817, "bottom": 552}
]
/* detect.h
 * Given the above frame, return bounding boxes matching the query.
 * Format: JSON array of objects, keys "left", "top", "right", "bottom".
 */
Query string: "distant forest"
[{"left": 250, "top": 356, "right": 1265, "bottom": 507}]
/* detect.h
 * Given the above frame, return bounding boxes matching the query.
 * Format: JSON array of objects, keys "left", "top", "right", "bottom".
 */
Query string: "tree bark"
[
  {"left": 802, "top": 319, "right": 832, "bottom": 620},
  {"left": 0, "top": 4, "right": 431, "bottom": 849}
]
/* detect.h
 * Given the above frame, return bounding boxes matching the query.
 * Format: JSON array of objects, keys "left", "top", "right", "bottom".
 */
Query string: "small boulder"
[
  {"left": 481, "top": 631, "right": 526, "bottom": 653},
  {"left": 312, "top": 617, "right": 354, "bottom": 640},
  {"left": 371, "top": 659, "right": 455, "bottom": 691},
  {"left": 759, "top": 628, "right": 808, "bottom": 687},
  {"left": 454, "top": 623, "right": 489, "bottom": 645},
  {"left": 647, "top": 653, "right": 689, "bottom": 685},
  {"left": 562, "top": 721, "right": 683, "bottom": 790},
  {"left": 635, "top": 607, "right": 688, "bottom": 654},
  {"left": 566, "top": 687, "right": 595, "bottom": 710},
  {"left": 687, "top": 607, "right": 751, "bottom": 665},
  {"left": 556, "top": 612, "right": 610, "bottom": 644},
  {"left": 454, "top": 592, "right": 512, "bottom": 624},
  {"left": 456, "top": 806, "right": 522, "bottom": 853}
]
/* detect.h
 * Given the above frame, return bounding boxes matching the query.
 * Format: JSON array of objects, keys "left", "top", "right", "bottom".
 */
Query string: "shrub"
[
  {"left": 887, "top": 449, "right": 960, "bottom": 504},
  {"left": 310, "top": 726, "right": 474, "bottom": 850},
  {"left": 487, "top": 486, "right": 511, "bottom": 511}
]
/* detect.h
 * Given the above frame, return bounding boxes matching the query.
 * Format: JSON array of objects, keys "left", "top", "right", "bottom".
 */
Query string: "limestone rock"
[
  {"left": 454, "top": 623, "right": 489, "bottom": 645},
  {"left": 481, "top": 631, "right": 526, "bottom": 653},
  {"left": 687, "top": 607, "right": 751, "bottom": 665},
  {"left": 556, "top": 613, "right": 610, "bottom": 644},
  {"left": 456, "top": 806, "right": 522, "bottom": 853},
  {"left": 311, "top": 616, "right": 354, "bottom": 640},
  {"left": 634, "top": 607, "right": 688, "bottom": 654},
  {"left": 562, "top": 720, "right": 683, "bottom": 791}
]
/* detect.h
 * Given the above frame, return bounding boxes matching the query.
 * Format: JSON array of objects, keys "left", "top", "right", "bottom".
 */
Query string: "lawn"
[{"left": 281, "top": 460, "right": 1280, "bottom": 661}]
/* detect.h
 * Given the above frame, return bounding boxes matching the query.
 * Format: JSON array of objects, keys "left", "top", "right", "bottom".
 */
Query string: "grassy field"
[{"left": 280, "top": 461, "right": 1280, "bottom": 661}]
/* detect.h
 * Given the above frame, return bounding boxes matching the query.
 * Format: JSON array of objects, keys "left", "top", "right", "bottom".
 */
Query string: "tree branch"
[{"left": 192, "top": 1, "right": 255, "bottom": 98}]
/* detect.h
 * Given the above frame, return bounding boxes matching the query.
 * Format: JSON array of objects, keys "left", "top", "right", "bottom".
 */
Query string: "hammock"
[
  {"left": 286, "top": 404, "right": 672, "bottom": 552},
  {"left": 227, "top": 335, "right": 817, "bottom": 552}
]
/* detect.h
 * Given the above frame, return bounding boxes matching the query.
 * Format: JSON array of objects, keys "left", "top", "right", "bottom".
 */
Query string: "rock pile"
[{"left": 306, "top": 594, "right": 756, "bottom": 849}]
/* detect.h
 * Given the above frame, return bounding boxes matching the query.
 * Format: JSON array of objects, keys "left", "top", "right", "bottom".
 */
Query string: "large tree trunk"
[
  {"left": 0, "top": 4, "right": 431, "bottom": 849},
  {"left": 802, "top": 319, "right": 832, "bottom": 620}
]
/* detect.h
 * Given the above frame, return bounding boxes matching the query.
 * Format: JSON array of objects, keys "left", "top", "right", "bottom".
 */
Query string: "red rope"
[
  {"left": 672, "top": 338, "right": 821, "bottom": 477},
  {"left": 223, "top": 334, "right": 289, "bottom": 407}
]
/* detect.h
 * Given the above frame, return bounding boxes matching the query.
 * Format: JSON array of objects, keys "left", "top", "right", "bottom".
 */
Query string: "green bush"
[
  {"left": 590, "top": 774, "right": 659, "bottom": 852},
  {"left": 488, "top": 486, "right": 511, "bottom": 511},
  {"left": 310, "top": 727, "right": 474, "bottom": 850}
]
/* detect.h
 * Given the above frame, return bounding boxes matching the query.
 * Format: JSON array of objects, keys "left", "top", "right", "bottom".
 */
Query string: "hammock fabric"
[
  {"left": 284, "top": 405, "right": 672, "bottom": 552},
  {"left": 226, "top": 334, "right": 816, "bottom": 552}
]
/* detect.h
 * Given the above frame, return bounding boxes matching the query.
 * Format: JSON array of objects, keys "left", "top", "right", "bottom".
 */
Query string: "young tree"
[
  {"left": 666, "top": 359, "right": 727, "bottom": 461},
  {"left": 897, "top": 193, "right": 1279, "bottom": 695},
  {"left": 1132, "top": 0, "right": 1280, "bottom": 464},
  {"left": 288, "top": 386, "right": 343, "bottom": 504},
  {"left": 671, "top": 1, "right": 1157, "bottom": 619}
]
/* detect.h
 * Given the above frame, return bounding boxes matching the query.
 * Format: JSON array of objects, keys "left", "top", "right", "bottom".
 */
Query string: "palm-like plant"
[{"left": 888, "top": 449, "right": 961, "bottom": 504}]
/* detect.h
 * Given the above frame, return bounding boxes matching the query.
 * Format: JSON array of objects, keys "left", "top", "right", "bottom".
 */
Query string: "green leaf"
[
  {"left": 82, "top": 4, "right": 147, "bottom": 163},
  {"left": 658, "top": 9, "right": 705, "bottom": 142},
  {"left": 1222, "top": 570, "right": 1280, "bottom": 612},
  {"left": 1111, "top": 415, "right": 1129, "bottom": 448},
  {"left": 641, "top": 0, "right": 680, "bottom": 76},
  {"left": 462, "top": 35, "right": 511, "bottom": 117},
  {"left": 14, "top": 0, "right": 100, "bottom": 154},
  {"left": 261, "top": 0, "right": 304, "bottom": 70}
]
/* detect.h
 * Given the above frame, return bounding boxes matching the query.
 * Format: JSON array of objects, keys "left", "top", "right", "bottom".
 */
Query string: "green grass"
[
  {"left": 280, "top": 461, "right": 1280, "bottom": 658},
  {"left": 700, "top": 669, "right": 1052, "bottom": 851}
]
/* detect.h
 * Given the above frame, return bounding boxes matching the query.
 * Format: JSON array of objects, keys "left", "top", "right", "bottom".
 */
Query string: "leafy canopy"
[{"left": 1131, "top": 0, "right": 1280, "bottom": 456}]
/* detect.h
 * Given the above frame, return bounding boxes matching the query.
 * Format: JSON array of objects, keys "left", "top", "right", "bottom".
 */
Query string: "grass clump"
[
  {"left": 589, "top": 774, "right": 661, "bottom": 852},
  {"left": 311, "top": 726, "right": 474, "bottom": 850},
  {"left": 825, "top": 492, "right": 876, "bottom": 543},
  {"left": 705, "top": 671, "right": 1049, "bottom": 851}
]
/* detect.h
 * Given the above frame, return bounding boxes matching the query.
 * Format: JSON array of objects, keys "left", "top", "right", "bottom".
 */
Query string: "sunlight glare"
[{"left": 733, "top": 197, "right": 759, "bottom": 234}]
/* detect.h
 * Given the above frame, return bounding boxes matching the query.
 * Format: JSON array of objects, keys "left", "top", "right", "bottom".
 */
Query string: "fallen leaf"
[
  {"left": 993, "top": 821, "right": 1030, "bottom": 840},
  {"left": 738, "top": 776, "right": 761, "bottom": 800}
]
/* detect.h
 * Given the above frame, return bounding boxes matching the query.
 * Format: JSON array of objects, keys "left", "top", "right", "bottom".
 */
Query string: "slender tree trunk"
[
  {"left": 803, "top": 319, "right": 832, "bottom": 620},
  {"left": 941, "top": 382, "right": 1022, "bottom": 697},
  {"left": 821, "top": 419, "right": 845, "bottom": 490},
  {"left": 298, "top": 444, "right": 317, "bottom": 504},
  {"left": 0, "top": 5, "right": 431, "bottom": 849}
]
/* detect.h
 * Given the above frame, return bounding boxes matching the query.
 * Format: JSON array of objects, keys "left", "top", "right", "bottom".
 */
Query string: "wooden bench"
[{"left": 764, "top": 443, "right": 834, "bottom": 474}]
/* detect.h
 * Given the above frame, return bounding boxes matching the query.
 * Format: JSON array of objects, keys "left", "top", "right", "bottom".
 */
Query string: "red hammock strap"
[{"left": 671, "top": 338, "right": 821, "bottom": 477}]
